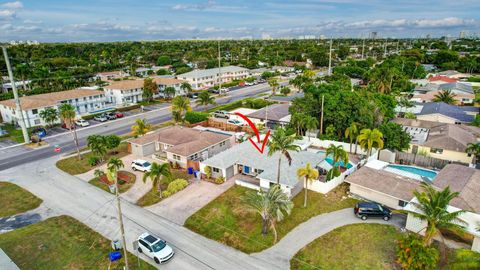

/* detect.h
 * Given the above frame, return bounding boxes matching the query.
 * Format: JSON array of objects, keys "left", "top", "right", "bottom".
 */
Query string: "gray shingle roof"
[
  {"left": 418, "top": 102, "right": 476, "bottom": 122},
  {"left": 201, "top": 141, "right": 324, "bottom": 186},
  {"left": 246, "top": 104, "right": 290, "bottom": 121},
  {"left": 438, "top": 82, "right": 473, "bottom": 94}
]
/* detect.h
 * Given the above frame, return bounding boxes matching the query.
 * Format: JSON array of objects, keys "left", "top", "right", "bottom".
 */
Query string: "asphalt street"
[{"left": 0, "top": 84, "right": 272, "bottom": 171}]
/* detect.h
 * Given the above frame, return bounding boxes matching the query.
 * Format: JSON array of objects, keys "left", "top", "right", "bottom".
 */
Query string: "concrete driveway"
[{"left": 146, "top": 178, "right": 235, "bottom": 225}]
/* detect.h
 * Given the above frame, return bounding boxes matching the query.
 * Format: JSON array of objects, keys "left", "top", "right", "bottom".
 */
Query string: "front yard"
[
  {"left": 88, "top": 170, "right": 136, "bottom": 193},
  {"left": 0, "top": 215, "right": 155, "bottom": 270},
  {"left": 0, "top": 181, "right": 43, "bottom": 217},
  {"left": 290, "top": 224, "right": 400, "bottom": 270},
  {"left": 56, "top": 142, "right": 129, "bottom": 175},
  {"left": 184, "top": 183, "right": 358, "bottom": 253}
]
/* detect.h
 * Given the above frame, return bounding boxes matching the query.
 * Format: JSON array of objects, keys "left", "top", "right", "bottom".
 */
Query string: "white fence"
[
  {"left": 235, "top": 180, "right": 261, "bottom": 191},
  {"left": 308, "top": 138, "right": 369, "bottom": 155}
]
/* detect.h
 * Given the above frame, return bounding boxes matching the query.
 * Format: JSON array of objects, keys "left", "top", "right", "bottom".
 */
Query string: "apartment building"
[
  {"left": 176, "top": 66, "right": 249, "bottom": 90},
  {"left": 0, "top": 89, "right": 108, "bottom": 127}
]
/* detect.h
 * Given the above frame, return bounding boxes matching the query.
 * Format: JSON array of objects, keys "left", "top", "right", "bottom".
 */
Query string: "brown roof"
[
  {"left": 433, "top": 164, "right": 480, "bottom": 213},
  {"left": 392, "top": 118, "right": 480, "bottom": 152},
  {"left": 97, "top": 71, "right": 124, "bottom": 76},
  {"left": 104, "top": 78, "right": 185, "bottom": 90},
  {"left": 345, "top": 166, "right": 421, "bottom": 201},
  {"left": 129, "top": 126, "right": 231, "bottom": 157},
  {"left": 0, "top": 89, "right": 104, "bottom": 110},
  {"left": 412, "top": 90, "right": 474, "bottom": 104},
  {"left": 247, "top": 104, "right": 290, "bottom": 121},
  {"left": 152, "top": 77, "right": 184, "bottom": 85}
]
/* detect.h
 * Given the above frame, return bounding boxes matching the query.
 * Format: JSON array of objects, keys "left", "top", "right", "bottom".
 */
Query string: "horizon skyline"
[{"left": 1, "top": 0, "right": 479, "bottom": 42}]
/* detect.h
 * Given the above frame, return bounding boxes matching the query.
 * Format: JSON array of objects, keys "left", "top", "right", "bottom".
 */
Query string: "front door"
[{"left": 244, "top": 166, "right": 250, "bottom": 174}]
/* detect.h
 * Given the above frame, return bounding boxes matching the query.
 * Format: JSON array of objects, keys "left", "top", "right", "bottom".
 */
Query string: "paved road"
[
  {"left": 2, "top": 157, "right": 274, "bottom": 270},
  {"left": 0, "top": 84, "right": 271, "bottom": 171}
]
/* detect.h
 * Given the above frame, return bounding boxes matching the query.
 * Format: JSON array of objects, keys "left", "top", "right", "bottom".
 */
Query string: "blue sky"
[{"left": 1, "top": 0, "right": 479, "bottom": 42}]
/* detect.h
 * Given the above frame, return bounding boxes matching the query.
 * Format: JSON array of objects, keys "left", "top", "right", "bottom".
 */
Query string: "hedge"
[
  {"left": 117, "top": 104, "right": 141, "bottom": 112},
  {"left": 185, "top": 111, "right": 209, "bottom": 124},
  {"left": 161, "top": 179, "right": 188, "bottom": 198}
]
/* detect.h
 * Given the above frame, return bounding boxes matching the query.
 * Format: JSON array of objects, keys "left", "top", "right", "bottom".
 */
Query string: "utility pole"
[
  {"left": 361, "top": 38, "right": 365, "bottom": 59},
  {"left": 2, "top": 47, "right": 29, "bottom": 143},
  {"left": 218, "top": 40, "right": 222, "bottom": 93},
  {"left": 328, "top": 39, "right": 333, "bottom": 76},
  {"left": 113, "top": 172, "right": 129, "bottom": 270},
  {"left": 319, "top": 95, "right": 324, "bottom": 135}
]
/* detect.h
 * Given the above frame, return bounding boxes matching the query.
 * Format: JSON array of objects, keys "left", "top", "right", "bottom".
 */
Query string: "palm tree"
[
  {"left": 297, "top": 163, "right": 319, "bottom": 208},
  {"left": 326, "top": 144, "right": 349, "bottom": 179},
  {"left": 171, "top": 96, "right": 192, "bottom": 124},
  {"left": 39, "top": 107, "right": 58, "bottom": 128},
  {"left": 143, "top": 162, "right": 171, "bottom": 198},
  {"left": 433, "top": 90, "right": 457, "bottom": 105},
  {"left": 357, "top": 128, "right": 384, "bottom": 157},
  {"left": 180, "top": 82, "right": 192, "bottom": 95},
  {"left": 290, "top": 113, "right": 306, "bottom": 136},
  {"left": 403, "top": 182, "right": 466, "bottom": 246},
  {"left": 242, "top": 184, "right": 293, "bottom": 244},
  {"left": 131, "top": 118, "right": 151, "bottom": 137},
  {"left": 87, "top": 135, "right": 107, "bottom": 162},
  {"left": 268, "top": 78, "right": 279, "bottom": 95},
  {"left": 107, "top": 157, "right": 124, "bottom": 173},
  {"left": 195, "top": 91, "right": 216, "bottom": 109},
  {"left": 164, "top": 86, "right": 176, "bottom": 99},
  {"left": 303, "top": 116, "right": 318, "bottom": 141},
  {"left": 466, "top": 143, "right": 480, "bottom": 164},
  {"left": 267, "top": 127, "right": 301, "bottom": 185},
  {"left": 58, "top": 103, "right": 81, "bottom": 160},
  {"left": 345, "top": 122, "right": 359, "bottom": 154}
]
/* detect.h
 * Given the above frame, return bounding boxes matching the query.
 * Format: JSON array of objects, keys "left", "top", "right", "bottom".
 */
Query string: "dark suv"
[{"left": 354, "top": 202, "right": 392, "bottom": 221}]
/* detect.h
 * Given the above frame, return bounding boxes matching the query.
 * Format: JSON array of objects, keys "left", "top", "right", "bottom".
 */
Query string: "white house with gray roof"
[
  {"left": 176, "top": 66, "right": 249, "bottom": 90},
  {"left": 199, "top": 140, "right": 324, "bottom": 197}
]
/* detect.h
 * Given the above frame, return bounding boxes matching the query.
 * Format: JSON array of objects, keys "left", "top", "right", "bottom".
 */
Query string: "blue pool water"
[
  {"left": 325, "top": 156, "right": 353, "bottom": 169},
  {"left": 386, "top": 165, "right": 437, "bottom": 180}
]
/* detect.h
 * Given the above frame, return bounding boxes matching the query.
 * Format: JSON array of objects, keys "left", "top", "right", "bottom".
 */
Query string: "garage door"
[{"left": 226, "top": 166, "right": 234, "bottom": 179}]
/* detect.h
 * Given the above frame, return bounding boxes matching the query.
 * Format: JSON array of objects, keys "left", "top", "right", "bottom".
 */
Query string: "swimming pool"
[
  {"left": 385, "top": 165, "right": 437, "bottom": 180},
  {"left": 325, "top": 157, "right": 353, "bottom": 169}
]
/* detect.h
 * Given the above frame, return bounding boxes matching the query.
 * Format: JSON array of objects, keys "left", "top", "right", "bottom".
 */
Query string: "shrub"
[
  {"left": 167, "top": 179, "right": 188, "bottom": 193},
  {"left": 161, "top": 190, "right": 172, "bottom": 198},
  {"left": 396, "top": 234, "right": 439, "bottom": 270},
  {"left": 185, "top": 111, "right": 209, "bottom": 124},
  {"left": 215, "top": 176, "right": 225, "bottom": 184},
  {"left": 204, "top": 166, "right": 212, "bottom": 179},
  {"left": 88, "top": 156, "right": 100, "bottom": 166},
  {"left": 280, "top": 86, "right": 291, "bottom": 95},
  {"left": 117, "top": 104, "right": 141, "bottom": 112}
]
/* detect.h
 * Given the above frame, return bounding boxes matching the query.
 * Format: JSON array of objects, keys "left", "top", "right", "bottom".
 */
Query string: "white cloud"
[
  {"left": 1, "top": 1, "right": 23, "bottom": 9},
  {"left": 172, "top": 0, "right": 216, "bottom": 11},
  {"left": 0, "top": 9, "right": 16, "bottom": 19},
  {"left": 23, "top": 19, "right": 42, "bottom": 24}
]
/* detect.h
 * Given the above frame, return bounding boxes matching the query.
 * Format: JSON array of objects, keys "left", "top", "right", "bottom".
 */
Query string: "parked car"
[
  {"left": 245, "top": 81, "right": 254, "bottom": 86},
  {"left": 93, "top": 114, "right": 108, "bottom": 122},
  {"left": 354, "top": 202, "right": 392, "bottom": 221},
  {"left": 75, "top": 119, "right": 90, "bottom": 127},
  {"left": 137, "top": 232, "right": 174, "bottom": 264},
  {"left": 131, "top": 159, "right": 152, "bottom": 172},
  {"left": 208, "top": 89, "right": 220, "bottom": 94},
  {"left": 106, "top": 112, "right": 117, "bottom": 120},
  {"left": 220, "top": 87, "right": 229, "bottom": 93},
  {"left": 187, "top": 93, "right": 199, "bottom": 99},
  {"left": 61, "top": 122, "right": 75, "bottom": 129},
  {"left": 227, "top": 119, "right": 244, "bottom": 126},
  {"left": 115, "top": 112, "right": 124, "bottom": 118},
  {"left": 32, "top": 127, "right": 47, "bottom": 138},
  {"left": 213, "top": 110, "right": 230, "bottom": 119}
]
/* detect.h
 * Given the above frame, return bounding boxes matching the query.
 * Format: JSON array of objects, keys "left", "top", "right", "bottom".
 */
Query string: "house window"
[
  {"left": 430, "top": 148, "right": 443, "bottom": 154},
  {"left": 32, "top": 109, "right": 38, "bottom": 115},
  {"left": 173, "top": 154, "right": 181, "bottom": 161},
  {"left": 398, "top": 200, "right": 408, "bottom": 207},
  {"left": 34, "top": 119, "right": 40, "bottom": 125},
  {"left": 467, "top": 153, "right": 472, "bottom": 157},
  {"left": 212, "top": 167, "right": 220, "bottom": 173}
]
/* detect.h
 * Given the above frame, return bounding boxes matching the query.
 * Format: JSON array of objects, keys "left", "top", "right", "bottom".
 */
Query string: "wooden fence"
[
  {"left": 189, "top": 119, "right": 254, "bottom": 134},
  {"left": 394, "top": 151, "right": 461, "bottom": 169}
]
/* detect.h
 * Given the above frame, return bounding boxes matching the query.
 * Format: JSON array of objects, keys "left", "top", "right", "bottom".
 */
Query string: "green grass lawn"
[
  {"left": 291, "top": 224, "right": 401, "bottom": 270},
  {"left": 0, "top": 182, "right": 42, "bottom": 217},
  {"left": 0, "top": 123, "right": 27, "bottom": 143},
  {"left": 136, "top": 169, "right": 191, "bottom": 207},
  {"left": 184, "top": 183, "right": 358, "bottom": 253},
  {"left": 56, "top": 142, "right": 129, "bottom": 175},
  {"left": 0, "top": 215, "right": 155, "bottom": 270},
  {"left": 89, "top": 171, "right": 136, "bottom": 194}
]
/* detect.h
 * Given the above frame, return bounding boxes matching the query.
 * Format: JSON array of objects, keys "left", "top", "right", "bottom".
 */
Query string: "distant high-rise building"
[
  {"left": 459, "top": 31, "right": 466, "bottom": 39},
  {"left": 369, "top": 32, "right": 378, "bottom": 39},
  {"left": 319, "top": 35, "right": 326, "bottom": 40}
]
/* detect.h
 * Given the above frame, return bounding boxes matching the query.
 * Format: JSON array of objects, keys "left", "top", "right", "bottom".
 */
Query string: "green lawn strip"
[
  {"left": 56, "top": 142, "right": 129, "bottom": 175},
  {"left": 184, "top": 183, "right": 358, "bottom": 253},
  {"left": 0, "top": 215, "right": 155, "bottom": 270},
  {"left": 0, "top": 124, "right": 27, "bottom": 143},
  {"left": 88, "top": 171, "right": 136, "bottom": 194},
  {"left": 0, "top": 182, "right": 43, "bottom": 218},
  {"left": 290, "top": 224, "right": 400, "bottom": 270},
  {"left": 136, "top": 169, "right": 191, "bottom": 207}
]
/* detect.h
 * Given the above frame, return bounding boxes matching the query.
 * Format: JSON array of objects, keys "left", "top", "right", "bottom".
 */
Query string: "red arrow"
[{"left": 234, "top": 112, "right": 271, "bottom": 154}]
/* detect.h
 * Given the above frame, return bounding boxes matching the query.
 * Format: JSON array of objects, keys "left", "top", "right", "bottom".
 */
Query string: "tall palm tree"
[
  {"left": 131, "top": 118, "right": 151, "bottom": 137},
  {"left": 345, "top": 122, "right": 359, "bottom": 154},
  {"left": 39, "top": 107, "right": 58, "bottom": 128},
  {"left": 466, "top": 143, "right": 480, "bottom": 164},
  {"left": 267, "top": 127, "right": 301, "bottom": 185},
  {"left": 143, "top": 162, "right": 171, "bottom": 198},
  {"left": 242, "top": 184, "right": 293, "bottom": 244},
  {"left": 268, "top": 78, "right": 279, "bottom": 95},
  {"left": 180, "top": 82, "right": 192, "bottom": 95},
  {"left": 87, "top": 135, "right": 107, "bottom": 161},
  {"left": 357, "top": 128, "right": 384, "bottom": 157},
  {"left": 58, "top": 103, "right": 81, "bottom": 160},
  {"left": 290, "top": 113, "right": 306, "bottom": 136},
  {"left": 107, "top": 157, "right": 124, "bottom": 173},
  {"left": 303, "top": 116, "right": 318, "bottom": 141},
  {"left": 297, "top": 163, "right": 319, "bottom": 208},
  {"left": 171, "top": 96, "right": 192, "bottom": 124},
  {"left": 433, "top": 90, "right": 457, "bottom": 105},
  {"left": 195, "top": 91, "right": 216, "bottom": 109},
  {"left": 403, "top": 182, "right": 466, "bottom": 246},
  {"left": 326, "top": 144, "right": 349, "bottom": 179},
  {"left": 164, "top": 86, "right": 176, "bottom": 99}
]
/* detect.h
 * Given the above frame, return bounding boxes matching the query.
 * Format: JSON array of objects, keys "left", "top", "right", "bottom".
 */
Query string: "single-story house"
[
  {"left": 200, "top": 140, "right": 324, "bottom": 197},
  {"left": 267, "top": 93, "right": 305, "bottom": 104},
  {"left": 346, "top": 161, "right": 480, "bottom": 252},
  {"left": 246, "top": 103, "right": 291, "bottom": 129},
  {"left": 129, "top": 126, "right": 234, "bottom": 168},
  {"left": 428, "top": 76, "right": 458, "bottom": 84},
  {"left": 416, "top": 102, "right": 478, "bottom": 124},
  {"left": 392, "top": 118, "right": 480, "bottom": 164},
  {"left": 411, "top": 90, "right": 475, "bottom": 105}
]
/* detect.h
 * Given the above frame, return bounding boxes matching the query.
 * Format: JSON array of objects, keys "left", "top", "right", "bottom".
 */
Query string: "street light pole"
[
  {"left": 2, "top": 47, "right": 29, "bottom": 143},
  {"left": 114, "top": 173, "right": 129, "bottom": 270},
  {"left": 328, "top": 39, "right": 333, "bottom": 76}
]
